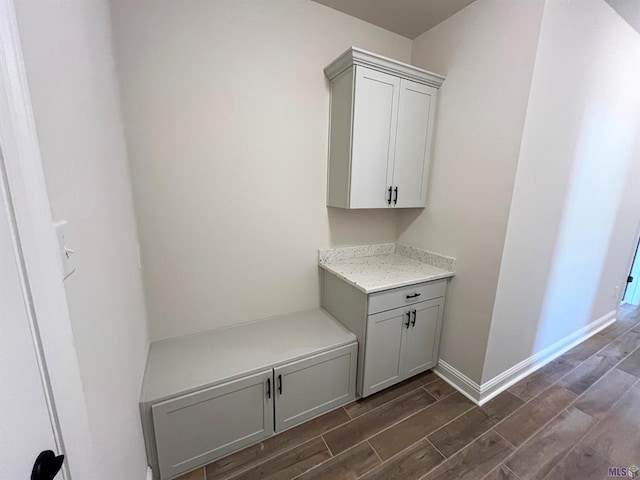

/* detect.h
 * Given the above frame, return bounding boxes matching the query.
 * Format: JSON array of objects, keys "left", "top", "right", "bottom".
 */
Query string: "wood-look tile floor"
[{"left": 177, "top": 304, "right": 640, "bottom": 480}]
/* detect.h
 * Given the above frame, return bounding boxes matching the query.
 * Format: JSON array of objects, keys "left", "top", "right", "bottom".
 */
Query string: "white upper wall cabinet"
[{"left": 325, "top": 48, "right": 444, "bottom": 209}]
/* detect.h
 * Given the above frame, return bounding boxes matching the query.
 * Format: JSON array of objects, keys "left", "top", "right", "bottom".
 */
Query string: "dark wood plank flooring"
[{"left": 176, "top": 304, "right": 640, "bottom": 480}]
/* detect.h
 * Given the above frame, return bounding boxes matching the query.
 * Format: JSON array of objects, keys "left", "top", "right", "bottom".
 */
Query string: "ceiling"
[
  {"left": 311, "top": 0, "right": 476, "bottom": 39},
  {"left": 313, "top": 0, "right": 640, "bottom": 39},
  {"left": 605, "top": 0, "right": 640, "bottom": 34}
]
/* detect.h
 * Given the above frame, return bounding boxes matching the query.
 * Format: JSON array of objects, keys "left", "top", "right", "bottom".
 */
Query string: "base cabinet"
[
  {"left": 275, "top": 344, "right": 357, "bottom": 432},
  {"left": 362, "top": 298, "right": 443, "bottom": 397},
  {"left": 362, "top": 308, "right": 406, "bottom": 394},
  {"left": 152, "top": 370, "right": 274, "bottom": 480},
  {"left": 404, "top": 299, "right": 442, "bottom": 377},
  {"left": 149, "top": 343, "right": 357, "bottom": 480},
  {"left": 321, "top": 271, "right": 448, "bottom": 399}
]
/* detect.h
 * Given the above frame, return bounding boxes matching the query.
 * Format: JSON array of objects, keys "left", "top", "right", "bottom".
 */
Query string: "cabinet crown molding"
[{"left": 324, "top": 47, "right": 445, "bottom": 88}]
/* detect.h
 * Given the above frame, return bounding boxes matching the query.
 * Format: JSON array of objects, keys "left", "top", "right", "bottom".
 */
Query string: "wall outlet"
[
  {"left": 53, "top": 220, "right": 76, "bottom": 280},
  {"left": 614, "top": 285, "right": 620, "bottom": 300}
]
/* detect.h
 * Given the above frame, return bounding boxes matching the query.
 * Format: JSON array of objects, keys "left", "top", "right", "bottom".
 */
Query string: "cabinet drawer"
[{"left": 368, "top": 279, "right": 446, "bottom": 315}]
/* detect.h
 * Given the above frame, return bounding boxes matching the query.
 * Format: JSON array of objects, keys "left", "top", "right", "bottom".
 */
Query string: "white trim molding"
[
  {"left": 324, "top": 47, "right": 446, "bottom": 88},
  {"left": 434, "top": 360, "right": 482, "bottom": 404},
  {"left": 434, "top": 309, "right": 618, "bottom": 405}
]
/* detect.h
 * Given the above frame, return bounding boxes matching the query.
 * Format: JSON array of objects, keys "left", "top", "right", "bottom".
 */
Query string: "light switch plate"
[{"left": 53, "top": 220, "right": 76, "bottom": 280}]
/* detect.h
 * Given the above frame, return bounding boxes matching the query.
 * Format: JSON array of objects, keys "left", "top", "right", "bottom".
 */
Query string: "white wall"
[
  {"left": 110, "top": 0, "right": 412, "bottom": 341},
  {"left": 396, "top": 0, "right": 545, "bottom": 383},
  {"left": 14, "top": 1, "right": 150, "bottom": 479},
  {"left": 483, "top": 0, "right": 640, "bottom": 382}
]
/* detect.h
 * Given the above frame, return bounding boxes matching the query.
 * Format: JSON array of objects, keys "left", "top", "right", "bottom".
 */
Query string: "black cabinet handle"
[
  {"left": 394, "top": 187, "right": 398, "bottom": 205},
  {"left": 387, "top": 186, "right": 393, "bottom": 205},
  {"left": 405, "top": 311, "right": 411, "bottom": 328},
  {"left": 406, "top": 293, "right": 421, "bottom": 299},
  {"left": 277, "top": 374, "right": 283, "bottom": 395},
  {"left": 266, "top": 378, "right": 271, "bottom": 399},
  {"left": 411, "top": 310, "right": 417, "bottom": 327}
]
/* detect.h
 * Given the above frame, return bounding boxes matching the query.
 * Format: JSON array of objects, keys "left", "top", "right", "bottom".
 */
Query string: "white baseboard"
[
  {"left": 146, "top": 466, "right": 153, "bottom": 480},
  {"left": 434, "top": 309, "right": 617, "bottom": 405},
  {"left": 433, "top": 360, "right": 482, "bottom": 404}
]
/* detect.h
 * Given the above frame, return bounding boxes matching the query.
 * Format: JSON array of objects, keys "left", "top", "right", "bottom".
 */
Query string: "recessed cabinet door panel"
[
  {"left": 404, "top": 299, "right": 443, "bottom": 378},
  {"left": 350, "top": 66, "right": 400, "bottom": 208},
  {"left": 274, "top": 343, "right": 357, "bottom": 432},
  {"left": 362, "top": 307, "right": 408, "bottom": 397},
  {"left": 393, "top": 80, "right": 437, "bottom": 208},
  {"left": 152, "top": 370, "right": 273, "bottom": 480}
]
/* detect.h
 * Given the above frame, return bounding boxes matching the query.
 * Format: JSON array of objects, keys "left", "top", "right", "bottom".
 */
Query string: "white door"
[
  {"left": 0, "top": 155, "right": 62, "bottom": 479},
  {"left": 152, "top": 370, "right": 274, "bottom": 480},
  {"left": 362, "top": 307, "right": 410, "bottom": 397},
  {"left": 393, "top": 79, "right": 437, "bottom": 208},
  {"left": 350, "top": 66, "right": 400, "bottom": 208},
  {"left": 274, "top": 344, "right": 357, "bottom": 432},
  {"left": 403, "top": 299, "right": 443, "bottom": 378}
]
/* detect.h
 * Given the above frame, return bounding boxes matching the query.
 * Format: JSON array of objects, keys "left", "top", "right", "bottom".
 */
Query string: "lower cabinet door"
[
  {"left": 362, "top": 307, "right": 409, "bottom": 397},
  {"left": 404, "top": 298, "right": 444, "bottom": 378},
  {"left": 274, "top": 343, "right": 357, "bottom": 432},
  {"left": 152, "top": 370, "right": 274, "bottom": 480}
]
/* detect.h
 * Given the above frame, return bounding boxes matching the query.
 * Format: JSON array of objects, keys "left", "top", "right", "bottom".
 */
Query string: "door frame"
[
  {"left": 623, "top": 227, "right": 640, "bottom": 306},
  {"left": 0, "top": 0, "right": 98, "bottom": 478}
]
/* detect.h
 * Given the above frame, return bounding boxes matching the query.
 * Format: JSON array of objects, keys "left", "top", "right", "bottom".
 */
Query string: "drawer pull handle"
[
  {"left": 387, "top": 186, "right": 393, "bottom": 205},
  {"left": 278, "top": 374, "right": 283, "bottom": 395},
  {"left": 406, "top": 293, "right": 421, "bottom": 299},
  {"left": 393, "top": 187, "right": 398, "bottom": 205},
  {"left": 411, "top": 310, "right": 417, "bottom": 327},
  {"left": 405, "top": 311, "right": 411, "bottom": 328},
  {"left": 266, "top": 378, "right": 271, "bottom": 399}
]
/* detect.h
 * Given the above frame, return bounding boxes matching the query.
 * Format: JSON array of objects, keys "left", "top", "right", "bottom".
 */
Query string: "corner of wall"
[
  {"left": 105, "top": 0, "right": 153, "bottom": 351},
  {"left": 477, "top": 0, "right": 547, "bottom": 385},
  {"left": 481, "top": 0, "right": 640, "bottom": 385}
]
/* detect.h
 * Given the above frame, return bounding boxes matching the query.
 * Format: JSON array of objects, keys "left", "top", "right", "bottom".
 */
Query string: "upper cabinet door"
[
  {"left": 393, "top": 80, "right": 437, "bottom": 208},
  {"left": 350, "top": 66, "right": 400, "bottom": 209}
]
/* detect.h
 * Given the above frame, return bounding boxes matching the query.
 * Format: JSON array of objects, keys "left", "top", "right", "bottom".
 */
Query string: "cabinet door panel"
[
  {"left": 393, "top": 79, "right": 437, "bottom": 207},
  {"left": 404, "top": 299, "right": 443, "bottom": 378},
  {"left": 274, "top": 343, "right": 357, "bottom": 432},
  {"left": 362, "top": 307, "right": 408, "bottom": 397},
  {"left": 152, "top": 370, "right": 273, "bottom": 480},
  {"left": 350, "top": 66, "right": 400, "bottom": 208}
]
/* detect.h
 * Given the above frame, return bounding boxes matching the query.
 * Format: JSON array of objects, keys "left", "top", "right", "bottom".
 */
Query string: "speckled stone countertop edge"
[
  {"left": 319, "top": 262, "right": 455, "bottom": 294},
  {"left": 318, "top": 243, "right": 456, "bottom": 294}
]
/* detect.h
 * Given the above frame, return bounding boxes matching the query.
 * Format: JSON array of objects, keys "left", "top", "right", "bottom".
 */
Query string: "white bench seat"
[{"left": 140, "top": 308, "right": 357, "bottom": 480}]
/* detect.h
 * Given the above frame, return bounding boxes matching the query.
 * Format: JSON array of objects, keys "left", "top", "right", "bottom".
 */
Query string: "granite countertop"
[{"left": 319, "top": 243, "right": 455, "bottom": 294}]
